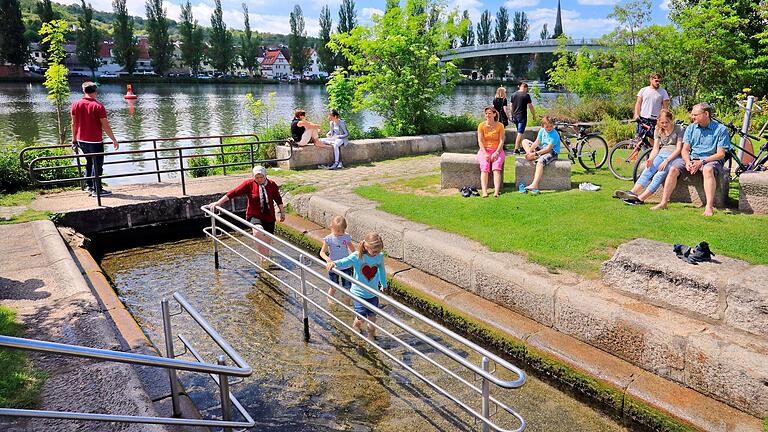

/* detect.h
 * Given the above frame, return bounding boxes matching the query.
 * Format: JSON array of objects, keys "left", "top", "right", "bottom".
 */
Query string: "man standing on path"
[
  {"left": 509, "top": 82, "right": 536, "bottom": 154},
  {"left": 71, "top": 81, "right": 119, "bottom": 196},
  {"left": 634, "top": 73, "right": 670, "bottom": 136},
  {"left": 651, "top": 103, "right": 729, "bottom": 216}
]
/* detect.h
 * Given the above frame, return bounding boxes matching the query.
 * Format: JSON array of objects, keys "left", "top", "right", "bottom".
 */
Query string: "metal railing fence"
[
  {"left": 0, "top": 292, "right": 254, "bottom": 431},
  {"left": 202, "top": 204, "right": 527, "bottom": 432},
  {"left": 19, "top": 133, "right": 292, "bottom": 206}
]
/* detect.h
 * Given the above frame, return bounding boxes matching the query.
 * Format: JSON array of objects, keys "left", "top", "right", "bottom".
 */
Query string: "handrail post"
[
  {"left": 249, "top": 142, "right": 255, "bottom": 169},
  {"left": 94, "top": 169, "right": 102, "bottom": 207},
  {"left": 211, "top": 212, "right": 219, "bottom": 269},
  {"left": 481, "top": 356, "right": 490, "bottom": 432},
  {"left": 178, "top": 148, "right": 186, "bottom": 196},
  {"left": 219, "top": 137, "right": 227, "bottom": 175},
  {"left": 217, "top": 355, "right": 232, "bottom": 432},
  {"left": 72, "top": 146, "right": 84, "bottom": 190},
  {"left": 299, "top": 254, "right": 310, "bottom": 342},
  {"left": 161, "top": 299, "right": 182, "bottom": 418},
  {"left": 153, "top": 140, "right": 161, "bottom": 183}
]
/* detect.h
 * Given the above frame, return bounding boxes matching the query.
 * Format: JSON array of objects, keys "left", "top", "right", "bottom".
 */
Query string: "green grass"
[
  {"left": 0, "top": 209, "right": 53, "bottom": 225},
  {"left": 0, "top": 191, "right": 35, "bottom": 207},
  {"left": 355, "top": 164, "right": 768, "bottom": 277},
  {"left": 0, "top": 306, "right": 46, "bottom": 408},
  {"left": 280, "top": 182, "right": 317, "bottom": 195}
]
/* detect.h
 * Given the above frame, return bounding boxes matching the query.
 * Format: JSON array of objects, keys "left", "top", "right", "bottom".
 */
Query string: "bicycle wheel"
[
  {"left": 631, "top": 148, "right": 652, "bottom": 183},
  {"left": 608, "top": 140, "right": 639, "bottom": 181},
  {"left": 577, "top": 135, "right": 608, "bottom": 170}
]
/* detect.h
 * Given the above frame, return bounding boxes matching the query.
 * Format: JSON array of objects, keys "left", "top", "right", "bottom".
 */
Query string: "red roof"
[{"left": 260, "top": 50, "right": 284, "bottom": 65}]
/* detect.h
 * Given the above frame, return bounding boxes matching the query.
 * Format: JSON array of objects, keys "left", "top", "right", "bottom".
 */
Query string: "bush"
[
  {"left": 420, "top": 113, "right": 480, "bottom": 135},
  {"left": 598, "top": 114, "right": 635, "bottom": 144},
  {"left": 186, "top": 152, "right": 213, "bottom": 178},
  {"left": 1, "top": 142, "right": 79, "bottom": 194},
  {"left": 544, "top": 96, "right": 633, "bottom": 123}
]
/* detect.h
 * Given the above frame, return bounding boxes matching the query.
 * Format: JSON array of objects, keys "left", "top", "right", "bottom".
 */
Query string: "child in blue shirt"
[
  {"left": 326, "top": 232, "right": 386, "bottom": 340},
  {"left": 320, "top": 216, "right": 356, "bottom": 306},
  {"left": 519, "top": 116, "right": 561, "bottom": 194}
]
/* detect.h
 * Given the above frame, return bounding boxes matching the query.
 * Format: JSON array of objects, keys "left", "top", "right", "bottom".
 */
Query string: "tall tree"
[
  {"left": 39, "top": 20, "right": 70, "bottom": 144},
  {"left": 459, "top": 9, "right": 474, "bottom": 47},
  {"left": 75, "top": 0, "right": 100, "bottom": 78},
  {"left": 35, "top": 0, "right": 56, "bottom": 60},
  {"left": 336, "top": 0, "right": 356, "bottom": 69},
  {"left": 240, "top": 3, "right": 260, "bottom": 76},
  {"left": 288, "top": 4, "right": 309, "bottom": 75},
  {"left": 492, "top": 6, "right": 510, "bottom": 78},
  {"left": 179, "top": 0, "right": 204, "bottom": 73},
  {"left": 317, "top": 4, "right": 334, "bottom": 74},
  {"left": 145, "top": 0, "right": 172, "bottom": 75},
  {"left": 510, "top": 11, "right": 529, "bottom": 78},
  {"left": 0, "top": 0, "right": 28, "bottom": 69},
  {"left": 532, "top": 24, "right": 553, "bottom": 81},
  {"left": 384, "top": 0, "right": 399, "bottom": 12},
  {"left": 475, "top": 10, "right": 492, "bottom": 75},
  {"left": 208, "top": 0, "right": 235, "bottom": 73},
  {"left": 607, "top": 0, "right": 652, "bottom": 94},
  {"left": 112, "top": 0, "right": 138, "bottom": 75}
]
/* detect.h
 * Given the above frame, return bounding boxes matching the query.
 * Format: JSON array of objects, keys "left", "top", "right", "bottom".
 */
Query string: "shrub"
[
  {"left": 544, "top": 96, "right": 633, "bottom": 123},
  {"left": 420, "top": 113, "right": 480, "bottom": 135},
  {"left": 186, "top": 152, "right": 213, "bottom": 178},
  {"left": 1, "top": 142, "right": 80, "bottom": 194},
  {"left": 598, "top": 114, "right": 635, "bottom": 144}
]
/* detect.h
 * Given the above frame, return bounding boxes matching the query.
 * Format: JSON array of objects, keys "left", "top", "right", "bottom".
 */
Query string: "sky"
[{"left": 55, "top": 0, "right": 672, "bottom": 39}]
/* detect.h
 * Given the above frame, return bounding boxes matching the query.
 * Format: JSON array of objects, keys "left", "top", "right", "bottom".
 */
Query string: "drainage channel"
[{"left": 99, "top": 226, "right": 629, "bottom": 432}]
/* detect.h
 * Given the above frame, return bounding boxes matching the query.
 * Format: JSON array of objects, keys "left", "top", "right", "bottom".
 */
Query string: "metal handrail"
[
  {"left": 0, "top": 292, "right": 255, "bottom": 430},
  {"left": 19, "top": 133, "right": 293, "bottom": 206},
  {"left": 201, "top": 204, "right": 527, "bottom": 432}
]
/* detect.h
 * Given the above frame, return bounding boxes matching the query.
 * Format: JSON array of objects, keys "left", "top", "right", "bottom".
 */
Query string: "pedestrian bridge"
[{"left": 438, "top": 38, "right": 605, "bottom": 61}]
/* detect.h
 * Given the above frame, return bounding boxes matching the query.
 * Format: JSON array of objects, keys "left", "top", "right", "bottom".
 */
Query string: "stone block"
[
  {"left": 380, "top": 137, "right": 414, "bottom": 160},
  {"left": 649, "top": 169, "right": 730, "bottom": 208},
  {"left": 411, "top": 135, "right": 443, "bottom": 153},
  {"left": 345, "top": 208, "right": 428, "bottom": 260},
  {"left": 440, "top": 131, "right": 477, "bottom": 151},
  {"left": 340, "top": 140, "right": 384, "bottom": 164},
  {"left": 471, "top": 253, "right": 556, "bottom": 326},
  {"left": 514, "top": 157, "right": 571, "bottom": 190},
  {"left": 739, "top": 170, "right": 768, "bottom": 214},
  {"left": 307, "top": 195, "right": 354, "bottom": 228},
  {"left": 554, "top": 285, "right": 705, "bottom": 382},
  {"left": 440, "top": 152, "right": 504, "bottom": 189},
  {"left": 402, "top": 229, "right": 484, "bottom": 289},
  {"left": 684, "top": 329, "right": 768, "bottom": 418},
  {"left": 276, "top": 144, "right": 334, "bottom": 170},
  {"left": 724, "top": 265, "right": 768, "bottom": 337}
]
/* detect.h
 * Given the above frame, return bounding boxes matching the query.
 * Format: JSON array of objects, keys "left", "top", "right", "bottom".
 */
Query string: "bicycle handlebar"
[{"left": 715, "top": 118, "right": 763, "bottom": 141}]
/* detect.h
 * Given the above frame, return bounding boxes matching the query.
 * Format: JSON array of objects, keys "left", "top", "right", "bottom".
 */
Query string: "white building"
[
  {"left": 303, "top": 48, "right": 328, "bottom": 79},
  {"left": 259, "top": 49, "right": 290, "bottom": 79}
]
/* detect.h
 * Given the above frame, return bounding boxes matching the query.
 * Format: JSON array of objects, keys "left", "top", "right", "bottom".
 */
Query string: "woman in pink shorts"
[{"left": 476, "top": 106, "right": 506, "bottom": 197}]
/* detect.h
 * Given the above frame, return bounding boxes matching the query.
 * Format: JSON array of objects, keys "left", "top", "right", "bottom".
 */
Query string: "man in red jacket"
[{"left": 71, "top": 81, "right": 119, "bottom": 196}]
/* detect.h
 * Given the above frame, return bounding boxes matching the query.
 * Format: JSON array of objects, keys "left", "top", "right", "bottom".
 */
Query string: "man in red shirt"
[{"left": 71, "top": 81, "right": 119, "bottom": 196}]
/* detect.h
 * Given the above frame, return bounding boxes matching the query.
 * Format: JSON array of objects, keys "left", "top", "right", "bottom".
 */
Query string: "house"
[
  {"left": 303, "top": 48, "right": 328, "bottom": 78},
  {"left": 259, "top": 48, "right": 290, "bottom": 79}
]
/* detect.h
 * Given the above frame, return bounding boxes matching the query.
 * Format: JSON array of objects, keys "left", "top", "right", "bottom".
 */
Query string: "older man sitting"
[{"left": 651, "top": 102, "right": 730, "bottom": 216}]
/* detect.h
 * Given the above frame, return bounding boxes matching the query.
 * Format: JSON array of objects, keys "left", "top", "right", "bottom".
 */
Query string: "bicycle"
[
  {"left": 608, "top": 117, "right": 655, "bottom": 181},
  {"left": 552, "top": 121, "right": 608, "bottom": 170},
  {"left": 714, "top": 117, "right": 768, "bottom": 181},
  {"left": 630, "top": 120, "right": 689, "bottom": 182}
]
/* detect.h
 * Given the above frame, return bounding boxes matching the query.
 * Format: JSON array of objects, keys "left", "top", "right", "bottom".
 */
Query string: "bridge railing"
[{"left": 440, "top": 38, "right": 603, "bottom": 57}]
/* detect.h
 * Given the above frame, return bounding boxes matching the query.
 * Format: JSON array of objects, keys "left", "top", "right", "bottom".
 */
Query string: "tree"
[
  {"left": 606, "top": 0, "right": 652, "bottom": 95},
  {"left": 75, "top": 0, "right": 100, "bottom": 78},
  {"left": 459, "top": 10, "right": 474, "bottom": 47},
  {"left": 39, "top": 20, "right": 70, "bottom": 145},
  {"left": 532, "top": 24, "right": 554, "bottom": 81},
  {"left": 325, "top": 69, "right": 354, "bottom": 117},
  {"left": 209, "top": 0, "right": 236, "bottom": 73},
  {"left": 240, "top": 3, "right": 260, "bottom": 76},
  {"left": 329, "top": 0, "right": 465, "bottom": 135},
  {"left": 317, "top": 4, "right": 334, "bottom": 74},
  {"left": 0, "top": 0, "right": 28, "bottom": 69},
  {"left": 492, "top": 6, "right": 510, "bottom": 78},
  {"left": 336, "top": 0, "right": 356, "bottom": 69},
  {"left": 509, "top": 11, "right": 529, "bottom": 78},
  {"left": 145, "top": 0, "right": 172, "bottom": 75},
  {"left": 35, "top": 0, "right": 56, "bottom": 60},
  {"left": 475, "top": 10, "right": 492, "bottom": 75},
  {"left": 289, "top": 4, "right": 309, "bottom": 75},
  {"left": 179, "top": 1, "right": 204, "bottom": 74},
  {"left": 112, "top": 0, "right": 138, "bottom": 75}
]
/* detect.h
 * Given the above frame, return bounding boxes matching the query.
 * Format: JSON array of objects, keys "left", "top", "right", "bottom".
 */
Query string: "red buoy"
[{"left": 124, "top": 84, "right": 137, "bottom": 100}]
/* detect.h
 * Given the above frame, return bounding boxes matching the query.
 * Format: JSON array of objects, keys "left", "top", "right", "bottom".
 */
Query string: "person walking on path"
[
  {"left": 71, "top": 81, "right": 119, "bottom": 196},
  {"left": 509, "top": 82, "right": 536, "bottom": 154},
  {"left": 634, "top": 73, "right": 670, "bottom": 136},
  {"left": 210, "top": 165, "right": 286, "bottom": 265},
  {"left": 319, "top": 109, "right": 350, "bottom": 169},
  {"left": 492, "top": 86, "right": 510, "bottom": 128},
  {"left": 476, "top": 106, "right": 506, "bottom": 198},
  {"left": 651, "top": 103, "right": 729, "bottom": 216}
]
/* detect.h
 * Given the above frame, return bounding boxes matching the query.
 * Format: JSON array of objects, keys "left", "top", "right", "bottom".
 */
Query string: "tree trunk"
[{"left": 56, "top": 105, "right": 64, "bottom": 145}]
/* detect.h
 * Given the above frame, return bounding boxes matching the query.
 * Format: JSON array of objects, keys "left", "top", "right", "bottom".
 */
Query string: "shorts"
[
  {"left": 477, "top": 148, "right": 505, "bottom": 173},
  {"left": 353, "top": 296, "right": 380, "bottom": 318},
  {"left": 513, "top": 117, "right": 527, "bottom": 134},
  {"left": 249, "top": 217, "right": 275, "bottom": 234},
  {"left": 329, "top": 267, "right": 353, "bottom": 289},
  {"left": 668, "top": 158, "right": 723, "bottom": 177},
  {"left": 537, "top": 151, "right": 558, "bottom": 166}
]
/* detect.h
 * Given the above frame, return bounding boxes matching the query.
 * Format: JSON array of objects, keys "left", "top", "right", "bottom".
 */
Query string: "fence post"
[
  {"left": 219, "top": 137, "right": 227, "bottom": 176},
  {"left": 161, "top": 299, "right": 182, "bottom": 417},
  {"left": 249, "top": 141, "right": 255, "bottom": 170},
  {"left": 178, "top": 148, "right": 186, "bottom": 196},
  {"left": 153, "top": 140, "right": 161, "bottom": 183},
  {"left": 211, "top": 212, "right": 219, "bottom": 269},
  {"left": 94, "top": 169, "right": 102, "bottom": 207},
  {"left": 299, "top": 254, "right": 310, "bottom": 342},
  {"left": 218, "top": 355, "right": 232, "bottom": 432},
  {"left": 481, "top": 356, "right": 490, "bottom": 432}
]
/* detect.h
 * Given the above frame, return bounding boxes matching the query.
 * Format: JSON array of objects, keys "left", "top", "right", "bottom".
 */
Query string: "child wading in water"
[
  {"left": 326, "top": 233, "right": 387, "bottom": 340},
  {"left": 320, "top": 216, "right": 356, "bottom": 306}
]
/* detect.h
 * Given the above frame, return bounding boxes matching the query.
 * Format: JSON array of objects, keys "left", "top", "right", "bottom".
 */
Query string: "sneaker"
[
  {"left": 85, "top": 187, "right": 94, "bottom": 195},
  {"left": 518, "top": 182, "right": 527, "bottom": 193},
  {"left": 334, "top": 162, "right": 343, "bottom": 169},
  {"left": 460, "top": 187, "right": 472, "bottom": 198},
  {"left": 688, "top": 242, "right": 714, "bottom": 263},
  {"left": 91, "top": 188, "right": 112, "bottom": 196},
  {"left": 579, "top": 182, "right": 601, "bottom": 191},
  {"left": 529, "top": 189, "right": 540, "bottom": 195},
  {"left": 622, "top": 197, "right": 644, "bottom": 205},
  {"left": 614, "top": 190, "right": 638, "bottom": 199},
  {"left": 469, "top": 187, "right": 480, "bottom": 196}
]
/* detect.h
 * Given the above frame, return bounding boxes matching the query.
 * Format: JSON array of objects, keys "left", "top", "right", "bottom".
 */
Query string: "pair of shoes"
[
  {"left": 318, "top": 164, "right": 330, "bottom": 169},
  {"left": 623, "top": 197, "right": 644, "bottom": 205},
  {"left": 460, "top": 186, "right": 472, "bottom": 197},
  {"left": 334, "top": 162, "right": 343, "bottom": 169},
  {"left": 613, "top": 190, "right": 637, "bottom": 199},
  {"left": 90, "top": 188, "right": 112, "bottom": 197},
  {"left": 673, "top": 242, "right": 715, "bottom": 264},
  {"left": 579, "top": 182, "right": 601, "bottom": 191},
  {"left": 518, "top": 182, "right": 527, "bottom": 193}
]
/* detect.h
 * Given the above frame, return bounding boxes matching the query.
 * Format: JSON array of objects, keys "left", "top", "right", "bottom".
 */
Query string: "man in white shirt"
[{"left": 634, "top": 73, "right": 670, "bottom": 136}]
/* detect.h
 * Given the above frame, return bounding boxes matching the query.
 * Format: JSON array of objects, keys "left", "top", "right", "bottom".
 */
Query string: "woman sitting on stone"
[
  {"left": 614, "top": 109, "right": 684, "bottom": 205},
  {"left": 319, "top": 109, "right": 350, "bottom": 169},
  {"left": 290, "top": 108, "right": 325, "bottom": 147},
  {"left": 476, "top": 106, "right": 506, "bottom": 198}
]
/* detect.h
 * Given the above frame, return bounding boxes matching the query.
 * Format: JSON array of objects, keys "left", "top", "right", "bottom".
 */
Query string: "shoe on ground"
[
  {"left": 518, "top": 182, "right": 527, "bottom": 193},
  {"left": 460, "top": 186, "right": 472, "bottom": 197},
  {"left": 529, "top": 188, "right": 540, "bottom": 195},
  {"left": 85, "top": 187, "right": 94, "bottom": 194},
  {"left": 614, "top": 190, "right": 637, "bottom": 199},
  {"left": 318, "top": 164, "right": 330, "bottom": 169},
  {"left": 334, "top": 162, "right": 343, "bottom": 169},
  {"left": 91, "top": 188, "right": 112, "bottom": 197},
  {"left": 579, "top": 182, "right": 601, "bottom": 191},
  {"left": 622, "top": 197, "right": 644, "bottom": 205},
  {"left": 688, "top": 241, "right": 714, "bottom": 263},
  {"left": 470, "top": 187, "right": 480, "bottom": 196}
]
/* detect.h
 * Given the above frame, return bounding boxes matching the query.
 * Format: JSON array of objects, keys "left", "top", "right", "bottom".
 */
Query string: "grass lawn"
[
  {"left": 0, "top": 306, "right": 46, "bottom": 408},
  {"left": 355, "top": 162, "right": 768, "bottom": 278}
]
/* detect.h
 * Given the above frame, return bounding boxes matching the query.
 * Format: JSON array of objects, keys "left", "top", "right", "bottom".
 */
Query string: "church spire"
[{"left": 553, "top": 0, "right": 563, "bottom": 37}]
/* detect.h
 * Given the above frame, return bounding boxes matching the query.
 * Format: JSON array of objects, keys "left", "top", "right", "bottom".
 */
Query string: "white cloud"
[
  {"left": 309, "top": 0, "right": 342, "bottom": 11},
  {"left": 659, "top": 0, "right": 670, "bottom": 10},
  {"left": 526, "top": 7, "right": 616, "bottom": 39},
  {"left": 505, "top": 0, "right": 540, "bottom": 8},
  {"left": 448, "top": 0, "right": 483, "bottom": 24},
  {"left": 361, "top": 7, "right": 384, "bottom": 19},
  {"left": 576, "top": 0, "right": 619, "bottom": 5}
]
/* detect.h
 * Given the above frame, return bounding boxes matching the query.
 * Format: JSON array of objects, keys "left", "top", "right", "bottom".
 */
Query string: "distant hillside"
[{"left": 19, "top": 0, "right": 321, "bottom": 48}]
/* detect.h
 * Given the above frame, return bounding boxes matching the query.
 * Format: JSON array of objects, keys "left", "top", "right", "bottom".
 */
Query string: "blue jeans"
[
  {"left": 78, "top": 141, "right": 104, "bottom": 189},
  {"left": 328, "top": 267, "right": 353, "bottom": 289},
  {"left": 636, "top": 153, "right": 675, "bottom": 194}
]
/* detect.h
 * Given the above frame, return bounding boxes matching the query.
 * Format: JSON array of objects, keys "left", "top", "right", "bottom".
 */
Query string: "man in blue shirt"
[{"left": 651, "top": 103, "right": 730, "bottom": 216}]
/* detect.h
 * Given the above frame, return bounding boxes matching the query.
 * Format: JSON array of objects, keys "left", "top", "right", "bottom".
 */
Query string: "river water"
[{"left": 100, "top": 234, "right": 628, "bottom": 432}]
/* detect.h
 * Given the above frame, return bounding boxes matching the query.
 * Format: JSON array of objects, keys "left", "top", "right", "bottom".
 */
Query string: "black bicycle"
[
  {"left": 608, "top": 117, "right": 655, "bottom": 181},
  {"left": 553, "top": 121, "right": 609, "bottom": 170},
  {"left": 714, "top": 118, "right": 768, "bottom": 180}
]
